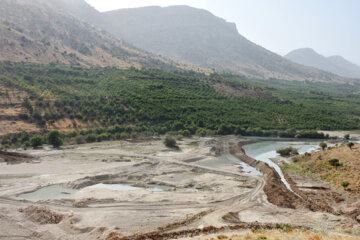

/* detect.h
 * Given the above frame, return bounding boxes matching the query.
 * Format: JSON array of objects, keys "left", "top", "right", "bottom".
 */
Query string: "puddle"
[
  {"left": 243, "top": 141, "right": 318, "bottom": 192},
  {"left": 83, "top": 183, "right": 173, "bottom": 192},
  {"left": 147, "top": 184, "right": 173, "bottom": 191},
  {"left": 15, "top": 185, "right": 78, "bottom": 201},
  {"left": 15, "top": 183, "right": 173, "bottom": 201},
  {"left": 197, "top": 154, "right": 262, "bottom": 176},
  {"left": 83, "top": 183, "right": 141, "bottom": 191}
]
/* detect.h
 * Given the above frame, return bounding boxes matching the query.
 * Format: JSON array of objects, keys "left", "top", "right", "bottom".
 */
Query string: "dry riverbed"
[{"left": 0, "top": 137, "right": 359, "bottom": 240}]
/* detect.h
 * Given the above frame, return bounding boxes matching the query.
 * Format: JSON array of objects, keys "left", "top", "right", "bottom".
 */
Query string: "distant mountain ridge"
[
  {"left": 285, "top": 48, "right": 360, "bottom": 79},
  {"left": 52, "top": 0, "right": 352, "bottom": 83}
]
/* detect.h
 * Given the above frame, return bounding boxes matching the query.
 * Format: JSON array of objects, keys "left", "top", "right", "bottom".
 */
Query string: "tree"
[
  {"left": 276, "top": 147, "right": 298, "bottom": 157},
  {"left": 319, "top": 142, "right": 327, "bottom": 150},
  {"left": 347, "top": 142, "right": 355, "bottom": 149},
  {"left": 344, "top": 134, "right": 350, "bottom": 140},
  {"left": 30, "top": 135, "right": 43, "bottom": 148},
  {"left": 163, "top": 136, "right": 178, "bottom": 149},
  {"left": 47, "top": 130, "right": 63, "bottom": 148}
]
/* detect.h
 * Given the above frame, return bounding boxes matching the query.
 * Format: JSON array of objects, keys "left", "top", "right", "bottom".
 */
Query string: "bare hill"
[
  {"left": 0, "top": 0, "right": 182, "bottom": 71},
  {"left": 98, "top": 5, "right": 350, "bottom": 82}
]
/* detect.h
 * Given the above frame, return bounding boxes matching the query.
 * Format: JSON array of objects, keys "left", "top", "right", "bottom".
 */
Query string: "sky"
[{"left": 84, "top": 0, "right": 360, "bottom": 65}]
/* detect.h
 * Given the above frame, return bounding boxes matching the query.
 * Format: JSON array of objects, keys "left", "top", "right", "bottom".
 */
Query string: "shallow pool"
[
  {"left": 243, "top": 141, "right": 318, "bottom": 191},
  {"left": 15, "top": 183, "right": 173, "bottom": 201},
  {"left": 15, "top": 185, "right": 78, "bottom": 201},
  {"left": 197, "top": 154, "right": 262, "bottom": 176}
]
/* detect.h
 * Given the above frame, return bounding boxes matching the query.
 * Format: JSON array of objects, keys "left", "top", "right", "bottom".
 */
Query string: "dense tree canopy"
[{"left": 0, "top": 62, "right": 360, "bottom": 147}]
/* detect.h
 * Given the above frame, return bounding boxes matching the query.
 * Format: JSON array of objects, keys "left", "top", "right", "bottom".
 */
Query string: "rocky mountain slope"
[
  {"left": 285, "top": 48, "right": 360, "bottom": 79},
  {"left": 72, "top": 3, "right": 349, "bottom": 83},
  {"left": 0, "top": 0, "right": 183, "bottom": 71}
]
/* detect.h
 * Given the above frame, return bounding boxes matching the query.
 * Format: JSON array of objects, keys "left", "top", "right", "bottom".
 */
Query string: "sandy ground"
[{"left": 0, "top": 137, "right": 358, "bottom": 240}]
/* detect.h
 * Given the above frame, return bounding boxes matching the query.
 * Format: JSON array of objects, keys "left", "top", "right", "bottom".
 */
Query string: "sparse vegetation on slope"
[
  {"left": 287, "top": 144, "right": 360, "bottom": 198},
  {"left": 0, "top": 0, "right": 183, "bottom": 71}
]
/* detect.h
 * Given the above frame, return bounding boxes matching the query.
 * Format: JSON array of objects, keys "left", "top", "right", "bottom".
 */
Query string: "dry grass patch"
[
  {"left": 288, "top": 144, "right": 360, "bottom": 198},
  {"left": 193, "top": 230, "right": 360, "bottom": 240}
]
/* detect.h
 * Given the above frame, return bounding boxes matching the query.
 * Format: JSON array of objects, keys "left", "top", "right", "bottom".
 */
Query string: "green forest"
[{"left": 1, "top": 61, "right": 360, "bottom": 147}]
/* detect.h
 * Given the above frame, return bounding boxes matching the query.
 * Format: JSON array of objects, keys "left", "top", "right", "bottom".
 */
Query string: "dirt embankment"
[
  {"left": 0, "top": 150, "right": 35, "bottom": 164},
  {"left": 226, "top": 140, "right": 336, "bottom": 214},
  {"left": 106, "top": 223, "right": 310, "bottom": 240}
]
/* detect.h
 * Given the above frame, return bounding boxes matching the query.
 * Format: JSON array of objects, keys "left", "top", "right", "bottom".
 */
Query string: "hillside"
[
  {"left": 91, "top": 5, "right": 350, "bottom": 83},
  {"left": 285, "top": 143, "right": 360, "bottom": 198},
  {"left": 1, "top": 62, "right": 360, "bottom": 143},
  {"left": 0, "top": 0, "right": 184, "bottom": 71},
  {"left": 285, "top": 48, "right": 360, "bottom": 79}
]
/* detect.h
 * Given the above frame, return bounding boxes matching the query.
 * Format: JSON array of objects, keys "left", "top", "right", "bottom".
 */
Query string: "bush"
[
  {"left": 341, "top": 181, "right": 350, "bottom": 188},
  {"left": 85, "top": 134, "right": 97, "bottom": 143},
  {"left": 276, "top": 147, "right": 298, "bottom": 157},
  {"left": 75, "top": 135, "right": 86, "bottom": 144},
  {"left": 329, "top": 158, "right": 341, "bottom": 167},
  {"left": 347, "top": 142, "right": 355, "bottom": 149},
  {"left": 47, "top": 130, "right": 63, "bottom": 148},
  {"left": 319, "top": 142, "right": 327, "bottom": 150},
  {"left": 30, "top": 135, "right": 43, "bottom": 148},
  {"left": 344, "top": 134, "right": 350, "bottom": 140},
  {"left": 163, "top": 136, "right": 178, "bottom": 149},
  {"left": 23, "top": 141, "right": 30, "bottom": 150}
]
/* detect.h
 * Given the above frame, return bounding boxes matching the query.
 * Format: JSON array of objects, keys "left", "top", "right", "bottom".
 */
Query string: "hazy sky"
[{"left": 84, "top": 0, "right": 360, "bottom": 65}]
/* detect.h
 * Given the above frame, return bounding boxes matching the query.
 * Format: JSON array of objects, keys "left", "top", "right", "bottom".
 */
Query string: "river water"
[{"left": 243, "top": 141, "right": 318, "bottom": 192}]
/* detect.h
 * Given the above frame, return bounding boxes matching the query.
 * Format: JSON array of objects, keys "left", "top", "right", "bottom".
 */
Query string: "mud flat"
[{"left": 0, "top": 137, "right": 359, "bottom": 240}]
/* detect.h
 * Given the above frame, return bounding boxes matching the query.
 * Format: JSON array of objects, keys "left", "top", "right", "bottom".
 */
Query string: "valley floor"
[{"left": 0, "top": 137, "right": 359, "bottom": 240}]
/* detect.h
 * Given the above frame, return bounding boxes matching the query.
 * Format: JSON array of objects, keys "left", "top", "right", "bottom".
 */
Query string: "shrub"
[
  {"left": 47, "top": 130, "right": 63, "bottom": 148},
  {"left": 329, "top": 158, "right": 341, "bottom": 167},
  {"left": 164, "top": 136, "right": 178, "bottom": 149},
  {"left": 30, "top": 135, "right": 43, "bottom": 148},
  {"left": 344, "top": 134, "right": 350, "bottom": 140},
  {"left": 347, "top": 142, "right": 355, "bottom": 149},
  {"left": 341, "top": 181, "right": 350, "bottom": 188},
  {"left": 23, "top": 141, "right": 30, "bottom": 150},
  {"left": 75, "top": 135, "right": 86, "bottom": 144},
  {"left": 319, "top": 142, "right": 327, "bottom": 150},
  {"left": 85, "top": 134, "right": 97, "bottom": 143},
  {"left": 276, "top": 147, "right": 298, "bottom": 157}
]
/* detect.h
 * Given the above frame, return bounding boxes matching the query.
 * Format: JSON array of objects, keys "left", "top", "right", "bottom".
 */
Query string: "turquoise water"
[
  {"left": 15, "top": 185, "right": 78, "bottom": 201},
  {"left": 15, "top": 183, "right": 173, "bottom": 201},
  {"left": 84, "top": 183, "right": 173, "bottom": 192},
  {"left": 243, "top": 141, "right": 318, "bottom": 191},
  {"left": 197, "top": 154, "right": 262, "bottom": 176}
]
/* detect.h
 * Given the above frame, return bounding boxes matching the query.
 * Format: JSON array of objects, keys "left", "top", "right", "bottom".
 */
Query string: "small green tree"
[
  {"left": 319, "top": 142, "right": 327, "bottom": 150},
  {"left": 47, "top": 130, "right": 63, "bottom": 148},
  {"left": 276, "top": 147, "right": 298, "bottom": 157},
  {"left": 23, "top": 141, "right": 30, "bottom": 150},
  {"left": 344, "top": 134, "right": 350, "bottom": 140},
  {"left": 347, "top": 142, "right": 355, "bottom": 149},
  {"left": 30, "top": 135, "right": 43, "bottom": 148},
  {"left": 164, "top": 136, "right": 178, "bottom": 149}
]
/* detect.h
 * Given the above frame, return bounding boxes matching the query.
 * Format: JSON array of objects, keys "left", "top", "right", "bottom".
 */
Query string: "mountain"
[
  {"left": 0, "top": 0, "right": 353, "bottom": 83},
  {"left": 83, "top": 4, "right": 348, "bottom": 83},
  {"left": 0, "top": 0, "right": 183, "bottom": 71},
  {"left": 285, "top": 48, "right": 360, "bottom": 79}
]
